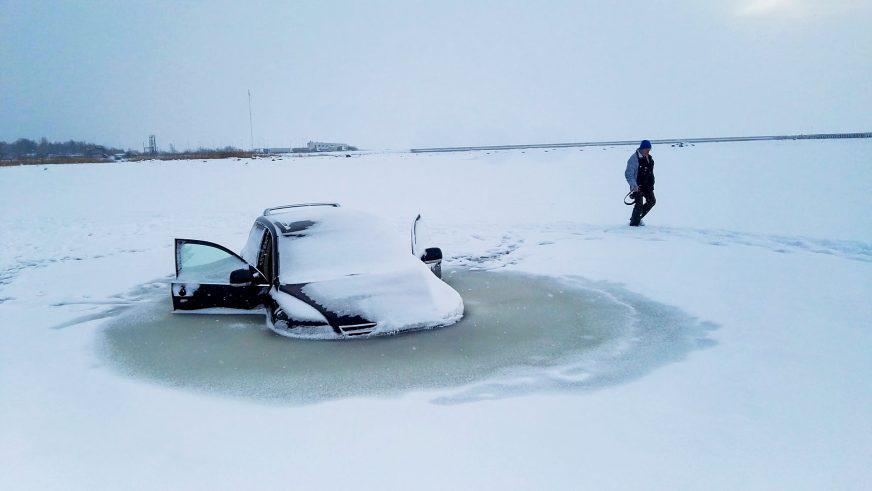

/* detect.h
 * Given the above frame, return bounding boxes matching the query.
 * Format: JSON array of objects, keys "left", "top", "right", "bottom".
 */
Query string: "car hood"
[{"left": 281, "top": 264, "right": 464, "bottom": 336}]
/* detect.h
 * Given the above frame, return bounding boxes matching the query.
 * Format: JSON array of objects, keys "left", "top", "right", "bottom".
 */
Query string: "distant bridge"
[{"left": 409, "top": 132, "right": 872, "bottom": 153}]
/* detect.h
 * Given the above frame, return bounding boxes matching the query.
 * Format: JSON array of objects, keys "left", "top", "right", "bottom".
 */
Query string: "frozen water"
[
  {"left": 2, "top": 141, "right": 868, "bottom": 489},
  {"left": 98, "top": 270, "right": 716, "bottom": 405}
]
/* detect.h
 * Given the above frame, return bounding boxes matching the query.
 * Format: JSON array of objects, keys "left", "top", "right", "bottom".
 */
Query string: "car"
[{"left": 171, "top": 203, "right": 464, "bottom": 338}]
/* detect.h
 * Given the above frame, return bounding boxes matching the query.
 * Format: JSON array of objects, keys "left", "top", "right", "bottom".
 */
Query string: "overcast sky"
[{"left": 2, "top": 0, "right": 870, "bottom": 150}]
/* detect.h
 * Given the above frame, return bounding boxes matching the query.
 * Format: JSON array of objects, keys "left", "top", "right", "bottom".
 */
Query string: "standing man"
[{"left": 625, "top": 139, "right": 656, "bottom": 226}]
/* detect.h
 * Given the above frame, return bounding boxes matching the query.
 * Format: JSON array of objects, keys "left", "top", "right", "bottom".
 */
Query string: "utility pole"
[{"left": 248, "top": 89, "right": 254, "bottom": 151}]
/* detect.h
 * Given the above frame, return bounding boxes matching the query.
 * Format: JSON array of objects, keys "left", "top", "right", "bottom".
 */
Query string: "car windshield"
[{"left": 274, "top": 208, "right": 415, "bottom": 284}]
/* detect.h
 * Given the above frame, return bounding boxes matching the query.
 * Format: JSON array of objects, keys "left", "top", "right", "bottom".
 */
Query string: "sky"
[{"left": 1, "top": 0, "right": 870, "bottom": 150}]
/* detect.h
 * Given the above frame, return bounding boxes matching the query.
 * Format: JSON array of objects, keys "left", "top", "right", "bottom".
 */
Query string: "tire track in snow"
[
  {"left": 0, "top": 249, "right": 146, "bottom": 290},
  {"left": 436, "top": 222, "right": 870, "bottom": 273},
  {"left": 546, "top": 223, "right": 872, "bottom": 262},
  {"left": 447, "top": 233, "right": 525, "bottom": 270}
]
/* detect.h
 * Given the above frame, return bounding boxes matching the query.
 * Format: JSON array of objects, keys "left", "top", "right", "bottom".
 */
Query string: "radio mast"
[{"left": 248, "top": 89, "right": 254, "bottom": 151}]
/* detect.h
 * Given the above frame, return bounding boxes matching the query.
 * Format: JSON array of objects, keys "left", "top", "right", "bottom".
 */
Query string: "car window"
[
  {"left": 256, "top": 230, "right": 273, "bottom": 283},
  {"left": 177, "top": 242, "right": 249, "bottom": 283},
  {"left": 240, "top": 223, "right": 266, "bottom": 266}
]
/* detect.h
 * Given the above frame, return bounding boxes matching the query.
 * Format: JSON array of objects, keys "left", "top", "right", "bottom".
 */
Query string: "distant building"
[
  {"left": 306, "top": 141, "right": 357, "bottom": 152},
  {"left": 257, "top": 147, "right": 292, "bottom": 154}
]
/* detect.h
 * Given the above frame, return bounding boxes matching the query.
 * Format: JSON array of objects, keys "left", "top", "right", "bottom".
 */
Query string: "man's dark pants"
[{"left": 630, "top": 186, "right": 656, "bottom": 226}]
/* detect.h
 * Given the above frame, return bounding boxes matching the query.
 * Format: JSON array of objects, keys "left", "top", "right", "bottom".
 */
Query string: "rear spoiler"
[{"left": 263, "top": 203, "right": 340, "bottom": 216}]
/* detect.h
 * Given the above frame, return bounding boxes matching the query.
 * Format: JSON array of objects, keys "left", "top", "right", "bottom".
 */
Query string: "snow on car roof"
[{"left": 265, "top": 206, "right": 418, "bottom": 284}]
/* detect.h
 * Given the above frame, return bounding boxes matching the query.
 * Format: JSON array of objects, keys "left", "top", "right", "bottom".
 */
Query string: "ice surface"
[
  {"left": 2, "top": 140, "right": 871, "bottom": 489},
  {"left": 99, "top": 270, "right": 715, "bottom": 405}
]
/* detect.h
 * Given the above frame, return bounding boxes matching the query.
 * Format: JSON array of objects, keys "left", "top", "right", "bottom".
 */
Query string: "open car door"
[{"left": 171, "top": 238, "right": 270, "bottom": 312}]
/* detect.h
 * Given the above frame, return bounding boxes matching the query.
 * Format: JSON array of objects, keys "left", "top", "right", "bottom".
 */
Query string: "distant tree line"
[
  {"left": 0, "top": 138, "right": 125, "bottom": 160},
  {"left": 0, "top": 138, "right": 262, "bottom": 166}
]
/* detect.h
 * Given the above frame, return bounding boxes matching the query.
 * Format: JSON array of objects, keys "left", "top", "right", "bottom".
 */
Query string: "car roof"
[
  {"left": 262, "top": 203, "right": 340, "bottom": 218},
  {"left": 259, "top": 204, "right": 416, "bottom": 284},
  {"left": 261, "top": 204, "right": 374, "bottom": 235}
]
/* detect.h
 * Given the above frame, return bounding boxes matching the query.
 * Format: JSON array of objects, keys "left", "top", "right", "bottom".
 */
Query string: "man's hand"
[{"left": 632, "top": 186, "right": 640, "bottom": 193}]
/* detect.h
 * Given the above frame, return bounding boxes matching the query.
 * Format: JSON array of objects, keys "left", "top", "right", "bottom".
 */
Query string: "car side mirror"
[
  {"left": 421, "top": 247, "right": 442, "bottom": 263},
  {"left": 229, "top": 268, "right": 256, "bottom": 286},
  {"left": 420, "top": 248, "right": 443, "bottom": 279}
]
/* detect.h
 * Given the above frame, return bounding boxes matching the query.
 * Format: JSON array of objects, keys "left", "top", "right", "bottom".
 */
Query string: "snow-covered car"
[{"left": 171, "top": 203, "right": 464, "bottom": 338}]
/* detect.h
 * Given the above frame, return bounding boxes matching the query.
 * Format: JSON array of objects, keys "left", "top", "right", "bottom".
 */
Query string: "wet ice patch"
[
  {"left": 98, "top": 270, "right": 716, "bottom": 405},
  {"left": 434, "top": 275, "right": 718, "bottom": 404}
]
